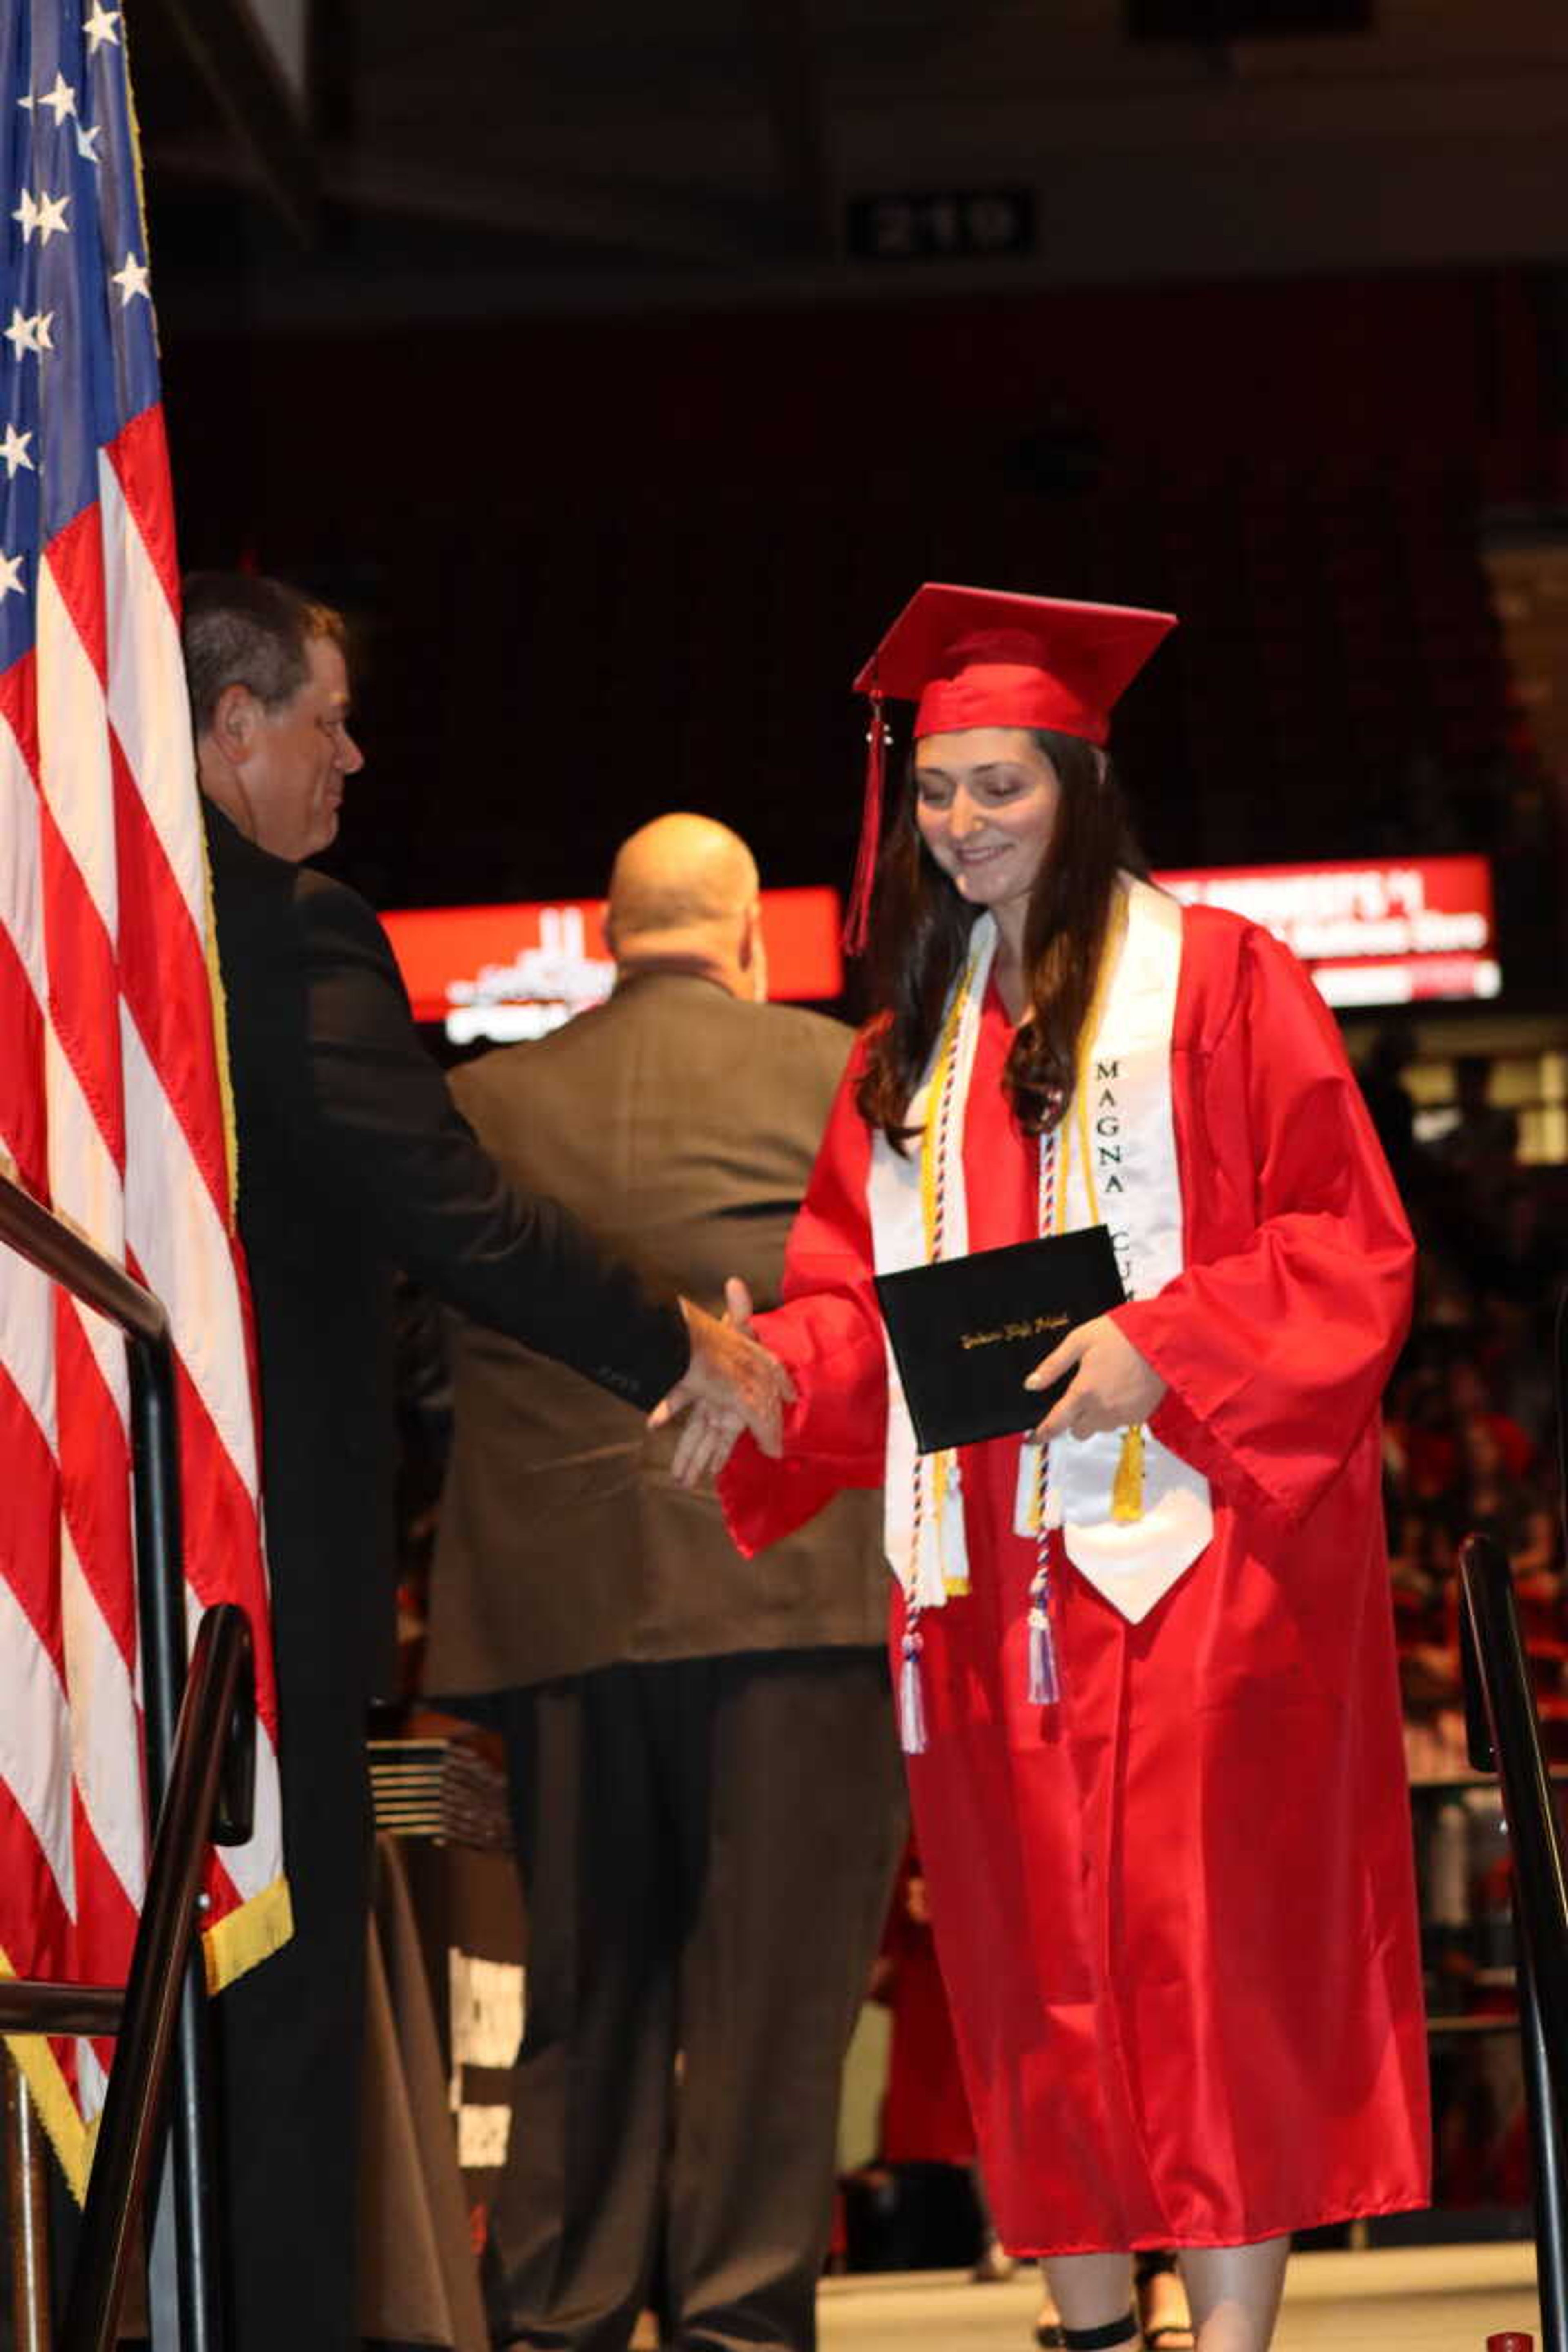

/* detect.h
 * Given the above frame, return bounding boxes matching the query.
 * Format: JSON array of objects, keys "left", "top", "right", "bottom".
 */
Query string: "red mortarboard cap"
[
  {"left": 855, "top": 582, "right": 1176, "bottom": 747},
  {"left": 843, "top": 583, "right": 1177, "bottom": 952}
]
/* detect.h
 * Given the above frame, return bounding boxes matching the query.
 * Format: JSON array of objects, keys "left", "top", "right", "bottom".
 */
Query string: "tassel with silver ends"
[
  {"left": 1027, "top": 1563, "right": 1060, "bottom": 1706},
  {"left": 898, "top": 1616, "right": 928, "bottom": 1755},
  {"left": 1027, "top": 1440, "right": 1062, "bottom": 1707}
]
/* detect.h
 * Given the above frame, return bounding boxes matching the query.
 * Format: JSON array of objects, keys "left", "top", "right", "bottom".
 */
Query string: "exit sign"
[{"left": 847, "top": 188, "right": 1035, "bottom": 264}]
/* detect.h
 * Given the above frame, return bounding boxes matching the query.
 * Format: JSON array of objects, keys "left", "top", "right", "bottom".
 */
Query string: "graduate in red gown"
[
  {"left": 678, "top": 585, "right": 1430, "bottom": 2352},
  {"left": 877, "top": 1842, "right": 978, "bottom": 2174}
]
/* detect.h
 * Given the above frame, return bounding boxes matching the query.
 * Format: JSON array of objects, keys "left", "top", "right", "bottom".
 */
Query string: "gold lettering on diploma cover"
[{"left": 960, "top": 1312, "right": 1070, "bottom": 1351}]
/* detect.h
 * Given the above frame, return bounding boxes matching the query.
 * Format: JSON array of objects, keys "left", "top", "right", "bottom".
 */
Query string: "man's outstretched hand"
[{"left": 652, "top": 1286, "right": 793, "bottom": 1484}]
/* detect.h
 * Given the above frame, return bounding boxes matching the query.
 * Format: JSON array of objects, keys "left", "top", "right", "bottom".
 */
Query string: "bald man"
[{"left": 425, "top": 817, "right": 903, "bottom": 2352}]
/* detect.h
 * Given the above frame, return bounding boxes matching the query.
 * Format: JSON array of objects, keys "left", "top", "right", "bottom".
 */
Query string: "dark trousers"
[
  {"left": 486, "top": 1649, "right": 904, "bottom": 2352},
  {"left": 213, "top": 1681, "right": 372, "bottom": 2352}
]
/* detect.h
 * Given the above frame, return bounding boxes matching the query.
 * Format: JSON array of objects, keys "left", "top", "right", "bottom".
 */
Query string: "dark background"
[{"left": 127, "top": 0, "right": 1568, "bottom": 986}]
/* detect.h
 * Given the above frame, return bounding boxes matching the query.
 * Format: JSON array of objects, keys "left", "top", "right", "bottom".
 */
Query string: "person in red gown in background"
[
  {"left": 673, "top": 586, "right": 1430, "bottom": 2352},
  {"left": 877, "top": 1844, "right": 979, "bottom": 2180},
  {"left": 875, "top": 1848, "right": 1013, "bottom": 2283}
]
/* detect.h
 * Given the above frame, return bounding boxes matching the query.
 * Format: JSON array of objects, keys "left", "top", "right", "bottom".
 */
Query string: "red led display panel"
[{"left": 382, "top": 889, "right": 844, "bottom": 1041}]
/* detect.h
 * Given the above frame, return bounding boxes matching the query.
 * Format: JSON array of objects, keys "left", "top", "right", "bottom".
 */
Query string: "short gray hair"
[{"left": 181, "top": 572, "right": 346, "bottom": 737}]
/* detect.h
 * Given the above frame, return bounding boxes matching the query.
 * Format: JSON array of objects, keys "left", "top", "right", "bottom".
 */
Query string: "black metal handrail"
[
  {"left": 60, "top": 1603, "right": 253, "bottom": 2352},
  {"left": 1460, "top": 1527, "right": 1568, "bottom": 2352},
  {"left": 0, "top": 1172, "right": 169, "bottom": 1347},
  {"left": 0, "top": 1986, "right": 124, "bottom": 2038},
  {"left": 0, "top": 1167, "right": 243, "bottom": 2351}
]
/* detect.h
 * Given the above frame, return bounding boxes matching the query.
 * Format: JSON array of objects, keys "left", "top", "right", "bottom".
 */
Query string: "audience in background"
[
  {"left": 1433, "top": 1054, "right": 1523, "bottom": 1186},
  {"left": 1365, "top": 1045, "right": 1568, "bottom": 1774},
  {"left": 1367, "top": 1044, "right": 1568, "bottom": 2212}
]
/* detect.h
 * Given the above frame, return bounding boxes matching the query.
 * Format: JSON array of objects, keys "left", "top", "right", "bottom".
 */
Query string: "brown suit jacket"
[{"left": 423, "top": 970, "right": 887, "bottom": 1695}]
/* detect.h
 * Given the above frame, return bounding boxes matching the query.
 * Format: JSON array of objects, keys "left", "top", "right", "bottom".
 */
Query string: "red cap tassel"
[{"left": 843, "top": 688, "right": 888, "bottom": 958}]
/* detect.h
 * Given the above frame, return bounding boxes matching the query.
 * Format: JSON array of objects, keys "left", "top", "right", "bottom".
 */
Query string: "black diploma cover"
[{"left": 875, "top": 1225, "right": 1126, "bottom": 1454}]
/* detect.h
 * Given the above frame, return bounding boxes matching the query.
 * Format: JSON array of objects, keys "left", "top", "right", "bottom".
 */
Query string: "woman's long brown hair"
[{"left": 853, "top": 728, "right": 1148, "bottom": 1151}]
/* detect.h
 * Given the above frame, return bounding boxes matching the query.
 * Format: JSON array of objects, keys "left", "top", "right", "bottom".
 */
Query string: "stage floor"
[{"left": 819, "top": 2243, "right": 1541, "bottom": 2351}]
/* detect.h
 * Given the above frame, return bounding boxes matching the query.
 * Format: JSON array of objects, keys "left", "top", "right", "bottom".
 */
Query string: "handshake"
[{"left": 653, "top": 1281, "right": 784, "bottom": 1487}]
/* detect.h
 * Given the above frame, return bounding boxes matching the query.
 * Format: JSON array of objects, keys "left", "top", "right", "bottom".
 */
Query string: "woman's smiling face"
[{"left": 913, "top": 726, "right": 1062, "bottom": 915}]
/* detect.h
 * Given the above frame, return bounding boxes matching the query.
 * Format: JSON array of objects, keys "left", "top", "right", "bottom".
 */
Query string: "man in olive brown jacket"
[{"left": 425, "top": 816, "right": 903, "bottom": 2352}]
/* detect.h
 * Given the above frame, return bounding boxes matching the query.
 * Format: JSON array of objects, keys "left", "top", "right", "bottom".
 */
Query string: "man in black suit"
[
  {"left": 184, "top": 576, "right": 786, "bottom": 2352},
  {"left": 424, "top": 815, "right": 904, "bottom": 2352}
]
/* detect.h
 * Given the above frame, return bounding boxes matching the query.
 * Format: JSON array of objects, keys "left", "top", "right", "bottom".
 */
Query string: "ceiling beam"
[
  {"left": 146, "top": 137, "right": 774, "bottom": 262},
  {"left": 323, "top": 151, "right": 777, "bottom": 261}
]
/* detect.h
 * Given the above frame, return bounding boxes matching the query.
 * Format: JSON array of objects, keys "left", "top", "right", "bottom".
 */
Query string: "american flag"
[{"left": 0, "top": 0, "right": 286, "bottom": 2188}]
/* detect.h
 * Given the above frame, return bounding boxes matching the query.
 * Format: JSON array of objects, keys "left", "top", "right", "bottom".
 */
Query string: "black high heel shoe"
[{"left": 1135, "top": 2248, "right": 1196, "bottom": 2349}]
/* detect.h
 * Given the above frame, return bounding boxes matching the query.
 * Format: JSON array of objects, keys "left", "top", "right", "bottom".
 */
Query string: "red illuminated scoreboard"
[
  {"left": 381, "top": 889, "right": 844, "bottom": 1042},
  {"left": 382, "top": 858, "right": 1497, "bottom": 1040}
]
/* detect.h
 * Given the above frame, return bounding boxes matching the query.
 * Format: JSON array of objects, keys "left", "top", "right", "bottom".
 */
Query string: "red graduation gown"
[{"left": 721, "top": 905, "right": 1430, "bottom": 2252}]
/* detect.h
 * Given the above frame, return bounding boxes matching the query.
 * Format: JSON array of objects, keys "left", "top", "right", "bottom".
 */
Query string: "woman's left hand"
[{"left": 1025, "top": 1314, "right": 1167, "bottom": 1443}]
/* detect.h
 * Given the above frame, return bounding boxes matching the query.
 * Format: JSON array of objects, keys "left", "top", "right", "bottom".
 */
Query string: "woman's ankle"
[{"left": 1059, "top": 2317, "right": 1139, "bottom": 2350}]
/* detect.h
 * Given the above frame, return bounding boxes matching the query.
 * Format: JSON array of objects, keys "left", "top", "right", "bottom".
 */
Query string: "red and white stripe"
[{"left": 0, "top": 405, "right": 285, "bottom": 2188}]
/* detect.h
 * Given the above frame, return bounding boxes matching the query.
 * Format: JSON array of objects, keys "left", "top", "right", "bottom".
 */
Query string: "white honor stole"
[{"left": 866, "top": 880, "right": 1213, "bottom": 1625}]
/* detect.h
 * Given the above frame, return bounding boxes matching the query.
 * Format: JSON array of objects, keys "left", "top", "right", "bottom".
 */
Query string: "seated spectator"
[
  {"left": 1446, "top": 1359, "right": 1535, "bottom": 1479},
  {"left": 1357, "top": 1025, "right": 1419, "bottom": 1193},
  {"left": 1433, "top": 1054, "right": 1519, "bottom": 1187},
  {"left": 1385, "top": 1354, "right": 1463, "bottom": 1506},
  {"left": 1456, "top": 1418, "right": 1559, "bottom": 1613},
  {"left": 1385, "top": 1339, "right": 1537, "bottom": 1519},
  {"left": 1388, "top": 1504, "right": 1459, "bottom": 1651},
  {"left": 1480, "top": 1291, "right": 1558, "bottom": 1454},
  {"left": 1491, "top": 1173, "right": 1568, "bottom": 1328}
]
